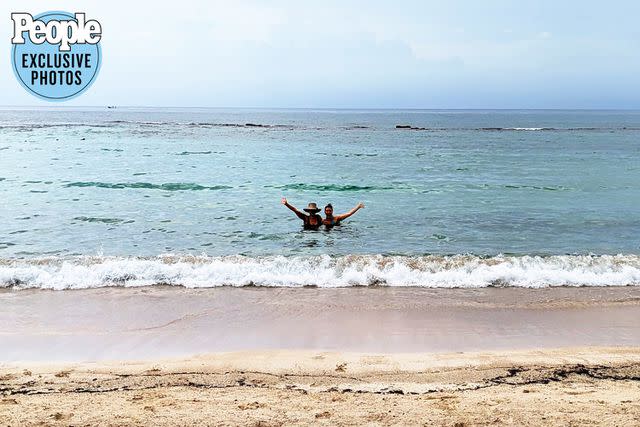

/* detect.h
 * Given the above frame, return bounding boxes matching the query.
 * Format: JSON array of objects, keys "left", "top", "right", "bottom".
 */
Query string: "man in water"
[
  {"left": 281, "top": 198, "right": 323, "bottom": 230},
  {"left": 323, "top": 202, "right": 365, "bottom": 228}
]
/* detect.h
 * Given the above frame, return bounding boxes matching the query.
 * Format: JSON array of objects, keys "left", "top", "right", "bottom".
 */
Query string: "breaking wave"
[{"left": 1, "top": 254, "right": 639, "bottom": 290}]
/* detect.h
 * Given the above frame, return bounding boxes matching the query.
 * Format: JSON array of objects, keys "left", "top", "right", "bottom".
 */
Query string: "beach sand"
[
  {"left": 1, "top": 286, "right": 640, "bottom": 425},
  {"left": 1, "top": 348, "right": 640, "bottom": 425}
]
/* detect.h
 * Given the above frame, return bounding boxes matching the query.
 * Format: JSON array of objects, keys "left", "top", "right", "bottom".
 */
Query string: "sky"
[{"left": 2, "top": 0, "right": 639, "bottom": 108}]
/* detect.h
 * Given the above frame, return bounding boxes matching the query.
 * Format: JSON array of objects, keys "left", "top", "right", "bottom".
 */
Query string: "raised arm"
[
  {"left": 335, "top": 202, "right": 365, "bottom": 221},
  {"left": 281, "top": 197, "right": 306, "bottom": 220}
]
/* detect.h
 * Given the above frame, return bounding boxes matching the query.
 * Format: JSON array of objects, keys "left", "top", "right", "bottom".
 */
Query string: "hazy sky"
[{"left": 2, "top": 0, "right": 639, "bottom": 108}]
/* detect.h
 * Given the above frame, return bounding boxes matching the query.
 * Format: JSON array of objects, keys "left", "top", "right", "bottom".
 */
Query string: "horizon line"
[{"left": 1, "top": 105, "right": 640, "bottom": 111}]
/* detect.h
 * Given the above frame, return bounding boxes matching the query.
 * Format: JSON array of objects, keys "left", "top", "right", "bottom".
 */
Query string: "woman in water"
[
  {"left": 281, "top": 198, "right": 323, "bottom": 230},
  {"left": 322, "top": 202, "right": 365, "bottom": 228}
]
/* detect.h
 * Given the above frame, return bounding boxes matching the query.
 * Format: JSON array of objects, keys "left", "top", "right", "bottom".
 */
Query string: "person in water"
[
  {"left": 281, "top": 198, "right": 323, "bottom": 230},
  {"left": 322, "top": 202, "right": 365, "bottom": 227}
]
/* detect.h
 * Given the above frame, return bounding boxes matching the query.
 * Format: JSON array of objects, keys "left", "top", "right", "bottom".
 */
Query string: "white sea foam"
[{"left": 1, "top": 254, "right": 639, "bottom": 290}]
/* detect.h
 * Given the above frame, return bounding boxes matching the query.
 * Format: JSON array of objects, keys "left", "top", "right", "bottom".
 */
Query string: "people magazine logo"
[{"left": 10, "top": 11, "right": 102, "bottom": 101}]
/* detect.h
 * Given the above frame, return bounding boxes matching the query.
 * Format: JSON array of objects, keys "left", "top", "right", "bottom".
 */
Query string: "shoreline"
[
  {"left": 2, "top": 286, "right": 640, "bottom": 362},
  {"left": 3, "top": 282, "right": 640, "bottom": 304},
  {"left": 2, "top": 347, "right": 639, "bottom": 425}
]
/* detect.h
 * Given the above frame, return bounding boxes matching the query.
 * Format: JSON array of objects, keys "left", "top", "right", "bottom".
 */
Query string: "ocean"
[{"left": 1, "top": 107, "right": 639, "bottom": 289}]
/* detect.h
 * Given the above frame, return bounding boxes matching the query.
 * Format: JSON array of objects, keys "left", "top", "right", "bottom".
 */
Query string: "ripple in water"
[{"left": 64, "top": 182, "right": 233, "bottom": 191}]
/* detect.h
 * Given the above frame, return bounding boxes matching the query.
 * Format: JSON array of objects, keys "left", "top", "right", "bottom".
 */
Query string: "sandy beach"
[
  {"left": 1, "top": 286, "right": 639, "bottom": 425},
  {"left": 1, "top": 348, "right": 639, "bottom": 425}
]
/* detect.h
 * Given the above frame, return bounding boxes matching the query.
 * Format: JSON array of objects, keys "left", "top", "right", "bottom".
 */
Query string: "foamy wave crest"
[{"left": 1, "top": 254, "right": 639, "bottom": 290}]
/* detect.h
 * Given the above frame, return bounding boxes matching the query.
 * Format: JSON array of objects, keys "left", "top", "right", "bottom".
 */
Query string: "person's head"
[{"left": 324, "top": 203, "right": 333, "bottom": 217}]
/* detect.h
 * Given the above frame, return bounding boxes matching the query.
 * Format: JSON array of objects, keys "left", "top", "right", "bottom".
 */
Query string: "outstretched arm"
[
  {"left": 335, "top": 202, "right": 365, "bottom": 221},
  {"left": 282, "top": 197, "right": 306, "bottom": 220}
]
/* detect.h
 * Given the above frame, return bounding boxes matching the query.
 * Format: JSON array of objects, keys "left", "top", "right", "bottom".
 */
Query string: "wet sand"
[{"left": 1, "top": 286, "right": 640, "bottom": 361}]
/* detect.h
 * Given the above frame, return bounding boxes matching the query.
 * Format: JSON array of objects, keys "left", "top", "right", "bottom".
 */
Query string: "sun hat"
[{"left": 303, "top": 202, "right": 321, "bottom": 213}]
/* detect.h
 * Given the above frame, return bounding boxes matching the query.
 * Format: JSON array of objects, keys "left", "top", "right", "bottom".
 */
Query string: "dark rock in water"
[
  {"left": 245, "top": 123, "right": 268, "bottom": 128},
  {"left": 396, "top": 124, "right": 428, "bottom": 130}
]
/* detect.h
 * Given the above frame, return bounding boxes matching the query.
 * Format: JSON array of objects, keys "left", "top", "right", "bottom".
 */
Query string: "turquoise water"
[{"left": 1, "top": 108, "right": 639, "bottom": 288}]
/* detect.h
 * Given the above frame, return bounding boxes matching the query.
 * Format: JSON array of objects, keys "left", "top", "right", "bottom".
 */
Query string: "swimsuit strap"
[
  {"left": 303, "top": 214, "right": 322, "bottom": 229},
  {"left": 324, "top": 216, "right": 339, "bottom": 226}
]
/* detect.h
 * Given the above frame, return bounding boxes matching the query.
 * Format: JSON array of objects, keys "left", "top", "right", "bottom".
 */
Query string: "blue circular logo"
[{"left": 11, "top": 11, "right": 102, "bottom": 101}]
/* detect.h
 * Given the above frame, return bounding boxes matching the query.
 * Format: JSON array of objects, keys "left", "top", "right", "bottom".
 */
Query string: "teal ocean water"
[{"left": 1, "top": 108, "right": 639, "bottom": 288}]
